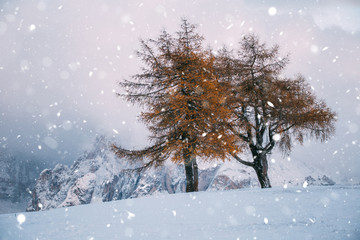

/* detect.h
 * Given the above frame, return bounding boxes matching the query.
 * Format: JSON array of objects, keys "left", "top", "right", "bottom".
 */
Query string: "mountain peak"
[{"left": 26, "top": 137, "right": 335, "bottom": 211}]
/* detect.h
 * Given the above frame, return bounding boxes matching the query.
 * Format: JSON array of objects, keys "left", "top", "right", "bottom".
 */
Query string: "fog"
[{"left": 0, "top": 0, "right": 359, "bottom": 182}]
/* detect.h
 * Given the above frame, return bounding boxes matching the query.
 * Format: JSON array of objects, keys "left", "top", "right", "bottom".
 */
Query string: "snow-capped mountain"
[
  {"left": 27, "top": 136, "right": 184, "bottom": 211},
  {"left": 27, "top": 136, "right": 335, "bottom": 211}
]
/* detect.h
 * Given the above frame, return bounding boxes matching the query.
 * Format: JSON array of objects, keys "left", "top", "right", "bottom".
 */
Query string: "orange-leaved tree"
[
  {"left": 112, "top": 20, "right": 239, "bottom": 192},
  {"left": 217, "top": 34, "right": 337, "bottom": 188}
]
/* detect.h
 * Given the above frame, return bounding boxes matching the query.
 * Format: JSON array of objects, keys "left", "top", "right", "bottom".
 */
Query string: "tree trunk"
[
  {"left": 184, "top": 163, "right": 194, "bottom": 192},
  {"left": 252, "top": 153, "right": 272, "bottom": 188},
  {"left": 184, "top": 148, "right": 198, "bottom": 192},
  {"left": 184, "top": 148, "right": 199, "bottom": 192},
  {"left": 193, "top": 160, "right": 199, "bottom": 192}
]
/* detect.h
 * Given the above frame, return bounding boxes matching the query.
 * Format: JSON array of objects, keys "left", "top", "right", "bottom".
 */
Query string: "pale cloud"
[
  {"left": 0, "top": 0, "right": 359, "bottom": 182},
  {"left": 313, "top": 3, "right": 360, "bottom": 33}
]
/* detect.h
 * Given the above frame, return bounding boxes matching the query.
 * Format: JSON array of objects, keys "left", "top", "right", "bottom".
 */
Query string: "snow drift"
[{"left": 1, "top": 185, "right": 359, "bottom": 240}]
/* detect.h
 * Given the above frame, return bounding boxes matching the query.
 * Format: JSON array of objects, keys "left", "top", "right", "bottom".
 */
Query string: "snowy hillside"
[
  {"left": 1, "top": 185, "right": 359, "bottom": 240},
  {"left": 25, "top": 137, "right": 336, "bottom": 212}
]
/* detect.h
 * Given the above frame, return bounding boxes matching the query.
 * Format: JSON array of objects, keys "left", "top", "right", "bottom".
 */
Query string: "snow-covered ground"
[{"left": 0, "top": 185, "right": 359, "bottom": 240}]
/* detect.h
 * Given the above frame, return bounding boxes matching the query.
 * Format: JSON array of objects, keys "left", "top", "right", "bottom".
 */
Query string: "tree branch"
[{"left": 230, "top": 153, "right": 254, "bottom": 167}]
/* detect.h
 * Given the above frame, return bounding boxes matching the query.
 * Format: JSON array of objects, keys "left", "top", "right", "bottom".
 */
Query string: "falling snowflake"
[
  {"left": 322, "top": 46, "right": 329, "bottom": 51},
  {"left": 29, "top": 24, "right": 36, "bottom": 31},
  {"left": 267, "top": 101, "right": 274, "bottom": 107},
  {"left": 226, "top": 24, "right": 234, "bottom": 30},
  {"left": 127, "top": 211, "right": 135, "bottom": 220}
]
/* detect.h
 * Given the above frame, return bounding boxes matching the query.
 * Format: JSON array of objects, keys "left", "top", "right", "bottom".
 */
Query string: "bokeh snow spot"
[
  {"left": 20, "top": 59, "right": 30, "bottom": 72},
  {"left": 206, "top": 207, "right": 215, "bottom": 215},
  {"left": 37, "top": 2, "right": 46, "bottom": 11},
  {"left": 60, "top": 70, "right": 70, "bottom": 79},
  {"left": 0, "top": 21, "right": 8, "bottom": 35},
  {"left": 331, "top": 192, "right": 340, "bottom": 200},
  {"left": 310, "top": 45, "right": 319, "bottom": 53},
  {"left": 17, "top": 214, "right": 26, "bottom": 224},
  {"left": 268, "top": 7, "right": 277, "bottom": 16},
  {"left": 348, "top": 122, "right": 358, "bottom": 133},
  {"left": 125, "top": 227, "right": 134, "bottom": 237},
  {"left": 42, "top": 57, "right": 53, "bottom": 67},
  {"left": 321, "top": 197, "right": 330, "bottom": 207},
  {"left": 245, "top": 205, "right": 256, "bottom": 216},
  {"left": 272, "top": 134, "right": 281, "bottom": 141},
  {"left": 228, "top": 215, "right": 238, "bottom": 226},
  {"left": 68, "top": 62, "right": 80, "bottom": 71},
  {"left": 62, "top": 120, "right": 73, "bottom": 131},
  {"left": 43, "top": 136, "right": 58, "bottom": 149}
]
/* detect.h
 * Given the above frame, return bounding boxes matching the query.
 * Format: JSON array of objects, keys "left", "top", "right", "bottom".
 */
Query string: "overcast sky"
[{"left": 0, "top": 0, "right": 359, "bottom": 182}]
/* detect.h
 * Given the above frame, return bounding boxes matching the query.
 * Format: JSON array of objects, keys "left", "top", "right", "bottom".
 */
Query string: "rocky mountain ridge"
[{"left": 26, "top": 137, "right": 335, "bottom": 212}]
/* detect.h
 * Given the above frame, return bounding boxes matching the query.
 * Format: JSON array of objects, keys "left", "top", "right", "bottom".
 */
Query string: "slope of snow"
[{"left": 1, "top": 185, "right": 359, "bottom": 240}]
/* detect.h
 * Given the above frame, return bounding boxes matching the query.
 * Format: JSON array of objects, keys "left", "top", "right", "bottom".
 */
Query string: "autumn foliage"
[
  {"left": 217, "top": 34, "right": 336, "bottom": 188},
  {"left": 113, "top": 20, "right": 336, "bottom": 190},
  {"left": 112, "top": 20, "right": 240, "bottom": 192}
]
